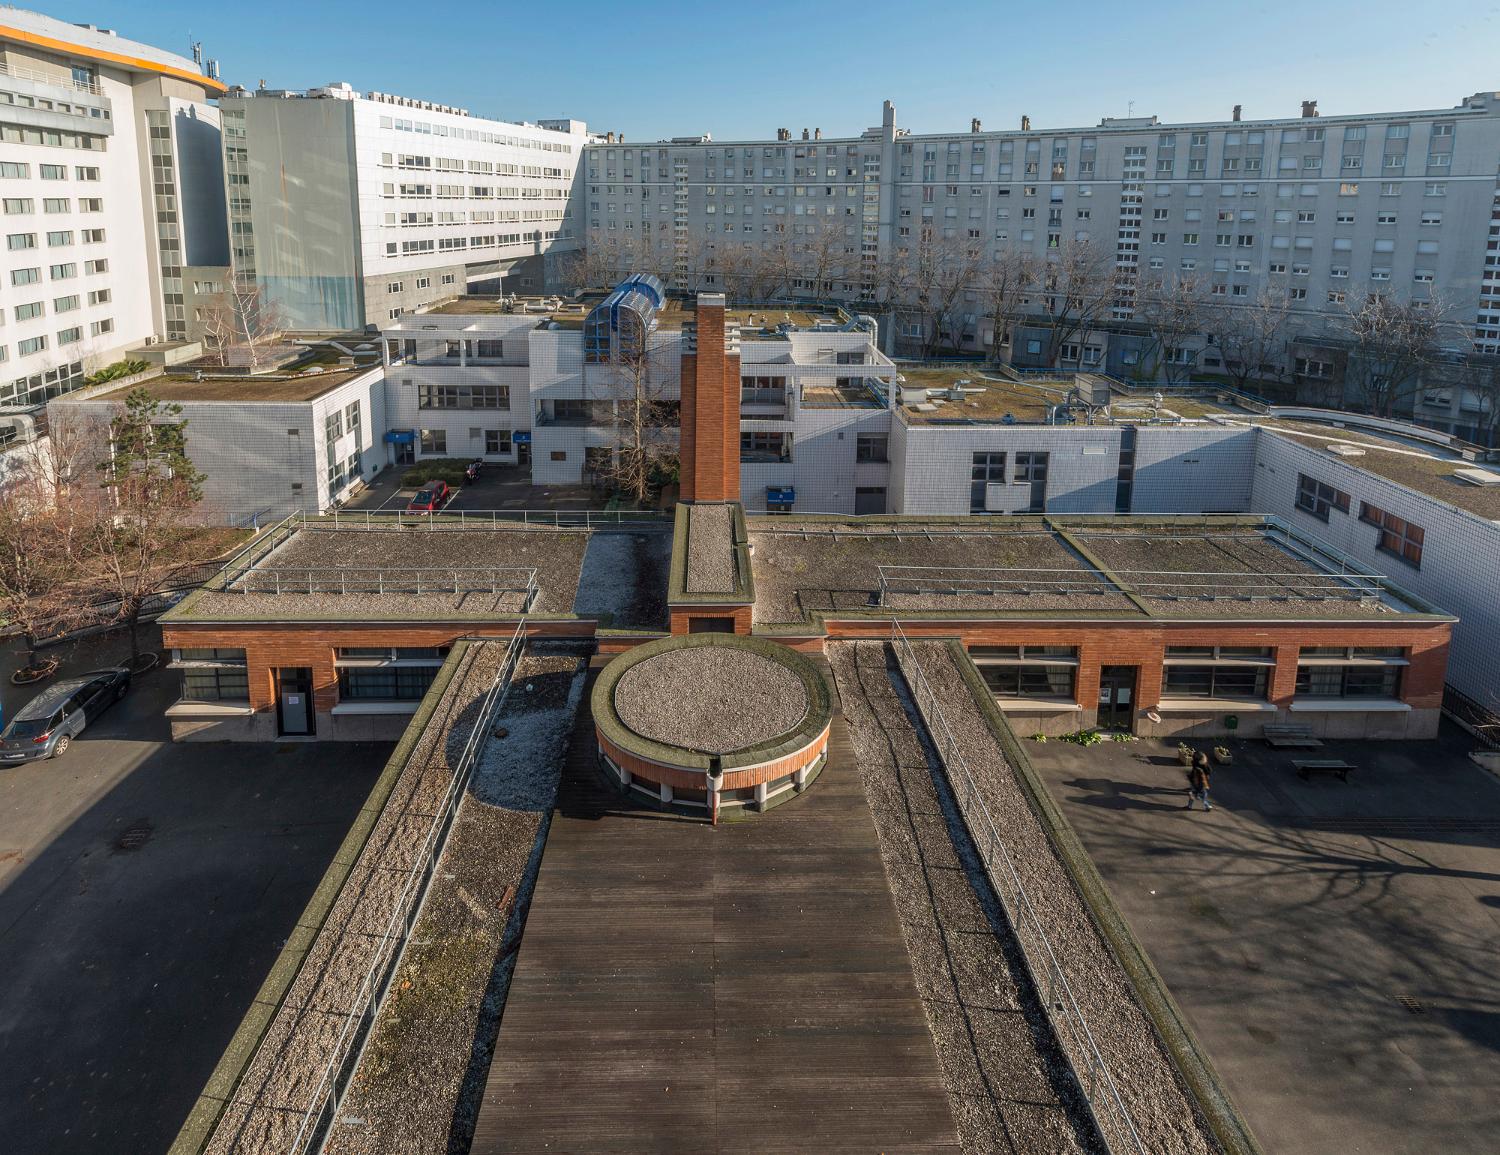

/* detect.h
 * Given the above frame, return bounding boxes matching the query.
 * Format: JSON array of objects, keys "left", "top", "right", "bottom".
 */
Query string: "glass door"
[{"left": 1097, "top": 666, "right": 1138, "bottom": 731}]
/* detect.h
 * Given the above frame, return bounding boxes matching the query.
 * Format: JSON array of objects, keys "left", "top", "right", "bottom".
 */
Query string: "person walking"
[{"left": 1187, "top": 750, "right": 1212, "bottom": 811}]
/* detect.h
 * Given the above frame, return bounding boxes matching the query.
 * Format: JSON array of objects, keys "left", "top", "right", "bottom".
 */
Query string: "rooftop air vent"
[
  {"left": 1453, "top": 466, "right": 1500, "bottom": 487},
  {"left": 1325, "top": 442, "right": 1366, "bottom": 458}
]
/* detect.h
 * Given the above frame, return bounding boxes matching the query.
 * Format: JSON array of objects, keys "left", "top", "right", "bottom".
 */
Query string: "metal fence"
[
  {"left": 889, "top": 621, "right": 1144, "bottom": 1154},
  {"left": 230, "top": 565, "right": 539, "bottom": 604},
  {"left": 1444, "top": 683, "right": 1500, "bottom": 751},
  {"left": 287, "top": 626, "right": 527, "bottom": 1154},
  {"left": 319, "top": 508, "right": 672, "bottom": 531}
]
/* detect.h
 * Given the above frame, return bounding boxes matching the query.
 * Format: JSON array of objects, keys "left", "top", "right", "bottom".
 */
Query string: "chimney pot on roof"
[
  {"left": 1302, "top": 100, "right": 1319, "bottom": 118},
  {"left": 971, "top": 117, "right": 981, "bottom": 133},
  {"left": 814, "top": 127, "right": 821, "bottom": 140},
  {"left": 1232, "top": 104, "right": 1242, "bottom": 122},
  {"left": 1020, "top": 114, "right": 1030, "bottom": 131}
]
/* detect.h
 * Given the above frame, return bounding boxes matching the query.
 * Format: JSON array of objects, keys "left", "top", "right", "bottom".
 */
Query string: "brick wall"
[
  {"left": 679, "top": 295, "right": 740, "bottom": 503},
  {"left": 668, "top": 604, "right": 753, "bottom": 635}
]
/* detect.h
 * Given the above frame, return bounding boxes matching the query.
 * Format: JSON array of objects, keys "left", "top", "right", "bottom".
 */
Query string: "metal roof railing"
[
  {"left": 285, "top": 626, "right": 528, "bottom": 1154},
  {"left": 889, "top": 621, "right": 1144, "bottom": 1154},
  {"left": 228, "top": 565, "right": 539, "bottom": 606}
]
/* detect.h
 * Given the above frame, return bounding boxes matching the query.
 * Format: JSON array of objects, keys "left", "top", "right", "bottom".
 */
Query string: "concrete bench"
[
  {"left": 1265, "top": 725, "right": 1323, "bottom": 749},
  {"left": 1293, "top": 759, "right": 1355, "bottom": 783}
]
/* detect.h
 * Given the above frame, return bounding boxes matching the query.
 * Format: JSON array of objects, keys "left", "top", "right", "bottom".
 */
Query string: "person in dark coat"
[{"left": 1187, "top": 750, "right": 1212, "bottom": 811}]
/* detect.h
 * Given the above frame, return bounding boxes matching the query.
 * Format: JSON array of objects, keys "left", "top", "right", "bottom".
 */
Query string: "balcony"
[{"left": 740, "top": 388, "right": 789, "bottom": 419}]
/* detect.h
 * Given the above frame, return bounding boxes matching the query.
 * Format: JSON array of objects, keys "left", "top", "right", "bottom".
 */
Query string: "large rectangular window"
[
  {"left": 855, "top": 433, "right": 888, "bottom": 463},
  {"left": 1295, "top": 646, "right": 1405, "bottom": 700},
  {"left": 1295, "top": 473, "right": 1349, "bottom": 521},
  {"left": 1163, "top": 645, "right": 1274, "bottom": 700},
  {"left": 336, "top": 667, "right": 441, "bottom": 701},
  {"left": 971, "top": 645, "right": 1077, "bottom": 701},
  {"left": 970, "top": 451, "right": 1007, "bottom": 512},
  {"left": 418, "top": 383, "right": 509, "bottom": 409},
  {"left": 1359, "top": 502, "right": 1423, "bottom": 568},
  {"left": 741, "top": 431, "right": 792, "bottom": 463},
  {"left": 419, "top": 428, "right": 447, "bottom": 454},
  {"left": 176, "top": 647, "right": 249, "bottom": 703}
]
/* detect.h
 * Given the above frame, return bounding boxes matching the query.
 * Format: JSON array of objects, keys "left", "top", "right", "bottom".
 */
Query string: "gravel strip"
[
  {"left": 612, "top": 646, "right": 807, "bottom": 754},
  {"left": 323, "top": 646, "right": 590, "bottom": 1155},
  {"left": 204, "top": 640, "right": 514, "bottom": 1155},
  {"left": 570, "top": 530, "right": 670, "bottom": 629},
  {"left": 685, "top": 503, "right": 737, "bottom": 594},
  {"left": 748, "top": 524, "right": 1133, "bottom": 623},
  {"left": 196, "top": 527, "right": 590, "bottom": 618},
  {"left": 1073, "top": 530, "right": 1394, "bottom": 618},
  {"left": 829, "top": 642, "right": 1102, "bottom": 1155},
  {"left": 892, "top": 639, "right": 1221, "bottom": 1155}
]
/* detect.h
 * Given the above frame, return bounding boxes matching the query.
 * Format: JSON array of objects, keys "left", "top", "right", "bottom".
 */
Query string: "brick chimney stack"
[{"left": 679, "top": 293, "right": 741, "bottom": 503}]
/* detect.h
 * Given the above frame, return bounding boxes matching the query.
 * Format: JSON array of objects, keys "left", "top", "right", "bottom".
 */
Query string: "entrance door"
[
  {"left": 517, "top": 442, "right": 532, "bottom": 469},
  {"left": 275, "top": 668, "right": 314, "bottom": 736},
  {"left": 1097, "top": 666, "right": 1137, "bottom": 731},
  {"left": 395, "top": 439, "right": 416, "bottom": 466}
]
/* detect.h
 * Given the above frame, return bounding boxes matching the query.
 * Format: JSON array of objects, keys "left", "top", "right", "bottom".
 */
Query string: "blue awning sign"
[
  {"left": 384, "top": 430, "right": 415, "bottom": 444},
  {"left": 766, "top": 486, "right": 795, "bottom": 503},
  {"left": 513, "top": 431, "right": 532, "bottom": 444}
]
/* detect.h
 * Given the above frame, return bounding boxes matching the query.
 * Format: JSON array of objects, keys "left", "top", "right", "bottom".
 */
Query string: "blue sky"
[{"left": 47, "top": 0, "right": 1500, "bottom": 138}]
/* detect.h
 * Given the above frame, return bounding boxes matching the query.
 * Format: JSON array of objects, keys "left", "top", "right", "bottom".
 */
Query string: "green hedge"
[{"left": 401, "top": 459, "right": 472, "bottom": 487}]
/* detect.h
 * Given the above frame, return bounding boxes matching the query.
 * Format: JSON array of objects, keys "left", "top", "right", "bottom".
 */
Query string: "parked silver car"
[{"left": 0, "top": 667, "right": 131, "bottom": 763}]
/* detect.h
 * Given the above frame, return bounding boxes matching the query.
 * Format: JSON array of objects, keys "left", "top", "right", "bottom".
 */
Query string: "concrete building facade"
[
  {"left": 0, "top": 9, "right": 226, "bottom": 409},
  {"left": 221, "top": 84, "right": 585, "bottom": 332},
  {"left": 581, "top": 93, "right": 1500, "bottom": 382}
]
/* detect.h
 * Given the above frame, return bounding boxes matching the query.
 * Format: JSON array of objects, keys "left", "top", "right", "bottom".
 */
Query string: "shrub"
[
  {"left": 85, "top": 358, "right": 150, "bottom": 385},
  {"left": 402, "top": 459, "right": 471, "bottom": 487}
]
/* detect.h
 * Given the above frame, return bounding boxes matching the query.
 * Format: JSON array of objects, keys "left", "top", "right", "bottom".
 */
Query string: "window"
[
  {"left": 10, "top": 267, "right": 38, "bottom": 286},
  {"left": 178, "top": 647, "right": 250, "bottom": 703},
  {"left": 1295, "top": 663, "right": 1402, "bottom": 700},
  {"left": 419, "top": 428, "right": 447, "bottom": 454},
  {"left": 3, "top": 198, "right": 31, "bottom": 214},
  {"left": 1359, "top": 503, "right": 1423, "bottom": 568},
  {"left": 971, "top": 645, "right": 1077, "bottom": 701},
  {"left": 13, "top": 302, "right": 42, "bottom": 321},
  {"left": 741, "top": 431, "right": 791, "bottom": 463},
  {"left": 970, "top": 451, "right": 1006, "bottom": 512},
  {"left": 17, "top": 336, "right": 45, "bottom": 356},
  {"left": 1162, "top": 663, "right": 1270, "bottom": 700},
  {"left": 1294, "top": 473, "right": 1349, "bottom": 521},
  {"left": 337, "top": 666, "right": 442, "bottom": 702},
  {"left": 418, "top": 383, "right": 509, "bottom": 409},
  {"left": 49, "top": 262, "right": 75, "bottom": 279},
  {"left": 484, "top": 429, "right": 512, "bottom": 454},
  {"left": 7, "top": 232, "right": 35, "bottom": 250},
  {"left": 46, "top": 231, "right": 71, "bottom": 247},
  {"left": 855, "top": 433, "right": 888, "bottom": 463}
]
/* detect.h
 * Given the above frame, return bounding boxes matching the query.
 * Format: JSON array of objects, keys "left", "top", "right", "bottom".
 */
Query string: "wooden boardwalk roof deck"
[{"left": 472, "top": 666, "right": 960, "bottom": 1153}]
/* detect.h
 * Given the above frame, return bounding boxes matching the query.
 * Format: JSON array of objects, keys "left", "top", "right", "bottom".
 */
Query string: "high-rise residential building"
[
  {"left": 0, "top": 8, "right": 226, "bottom": 410},
  {"left": 580, "top": 95, "right": 1500, "bottom": 412},
  {"left": 219, "top": 84, "right": 585, "bottom": 332}
]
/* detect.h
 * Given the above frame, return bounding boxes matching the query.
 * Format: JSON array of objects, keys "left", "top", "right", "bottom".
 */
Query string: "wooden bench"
[
  {"left": 1293, "top": 759, "right": 1356, "bottom": 783},
  {"left": 1264, "top": 724, "right": 1324, "bottom": 749}
]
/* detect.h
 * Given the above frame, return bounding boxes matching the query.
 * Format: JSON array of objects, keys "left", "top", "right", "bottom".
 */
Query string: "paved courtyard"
[
  {"left": 0, "top": 631, "right": 387, "bottom": 1155},
  {"left": 1027, "top": 724, "right": 1500, "bottom": 1155}
]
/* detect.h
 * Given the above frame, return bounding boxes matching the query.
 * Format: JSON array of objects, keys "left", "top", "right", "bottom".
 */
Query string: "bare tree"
[
  {"left": 0, "top": 411, "right": 112, "bottom": 673},
  {"left": 1134, "top": 271, "right": 1209, "bottom": 385},
  {"left": 88, "top": 389, "right": 206, "bottom": 668},
  {"left": 788, "top": 217, "right": 854, "bottom": 300},
  {"left": 884, "top": 227, "right": 987, "bottom": 356},
  {"left": 587, "top": 313, "right": 678, "bottom": 505},
  {"left": 1035, "top": 237, "right": 1117, "bottom": 367},
  {"left": 1209, "top": 287, "right": 1293, "bottom": 396},
  {"left": 975, "top": 246, "right": 1034, "bottom": 364},
  {"left": 1337, "top": 289, "right": 1458, "bottom": 418},
  {"left": 557, "top": 236, "right": 629, "bottom": 294},
  {"left": 198, "top": 276, "right": 286, "bottom": 370}
]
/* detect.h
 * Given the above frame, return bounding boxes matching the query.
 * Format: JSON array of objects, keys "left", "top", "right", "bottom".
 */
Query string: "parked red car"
[{"left": 407, "top": 481, "right": 451, "bottom": 513}]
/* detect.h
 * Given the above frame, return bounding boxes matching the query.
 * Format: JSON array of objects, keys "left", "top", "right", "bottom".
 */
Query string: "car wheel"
[
  {"left": 52, "top": 734, "right": 71, "bottom": 758},
  {"left": 115, "top": 681, "right": 128, "bottom": 702}
]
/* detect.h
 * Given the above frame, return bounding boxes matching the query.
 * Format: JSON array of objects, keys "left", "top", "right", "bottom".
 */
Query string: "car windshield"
[
  {"left": 3, "top": 718, "right": 52, "bottom": 740},
  {"left": 416, "top": 492, "right": 436, "bottom": 503}
]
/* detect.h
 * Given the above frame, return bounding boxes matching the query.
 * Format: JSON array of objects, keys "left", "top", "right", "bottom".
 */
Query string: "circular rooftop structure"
[{"left": 592, "top": 634, "right": 833, "bottom": 821}]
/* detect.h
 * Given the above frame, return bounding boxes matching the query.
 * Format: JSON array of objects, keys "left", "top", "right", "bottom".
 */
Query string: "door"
[
  {"left": 517, "top": 442, "right": 531, "bottom": 469},
  {"left": 1097, "top": 666, "right": 1138, "bottom": 731},
  {"left": 854, "top": 486, "right": 886, "bottom": 515},
  {"left": 395, "top": 439, "right": 416, "bottom": 466},
  {"left": 275, "top": 668, "right": 314, "bottom": 736}
]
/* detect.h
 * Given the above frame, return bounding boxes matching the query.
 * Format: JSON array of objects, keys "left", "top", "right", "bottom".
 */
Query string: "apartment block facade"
[
  {"left": 0, "top": 9, "right": 226, "bottom": 411},
  {"left": 580, "top": 94, "right": 1500, "bottom": 379},
  {"left": 220, "top": 85, "right": 585, "bottom": 332}
]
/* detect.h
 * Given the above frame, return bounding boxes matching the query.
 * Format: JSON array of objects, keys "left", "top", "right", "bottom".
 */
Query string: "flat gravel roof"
[
  {"left": 613, "top": 646, "right": 808, "bottom": 755},
  {"left": 182, "top": 526, "right": 590, "bottom": 621}
]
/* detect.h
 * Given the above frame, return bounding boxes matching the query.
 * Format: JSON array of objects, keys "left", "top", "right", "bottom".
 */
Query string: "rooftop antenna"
[
  {"left": 191, "top": 40, "right": 203, "bottom": 66},
  {"left": 1127, "top": 99, "right": 1135, "bottom": 118}
]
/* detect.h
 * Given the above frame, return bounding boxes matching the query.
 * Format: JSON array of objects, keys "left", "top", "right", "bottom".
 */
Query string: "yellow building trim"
[{"left": 0, "top": 24, "right": 227, "bottom": 95}]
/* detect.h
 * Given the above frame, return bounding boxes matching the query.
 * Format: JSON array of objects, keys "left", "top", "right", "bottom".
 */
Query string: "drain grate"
[
  {"left": 1394, "top": 995, "right": 1426, "bottom": 1014},
  {"left": 115, "top": 820, "right": 153, "bottom": 852}
]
